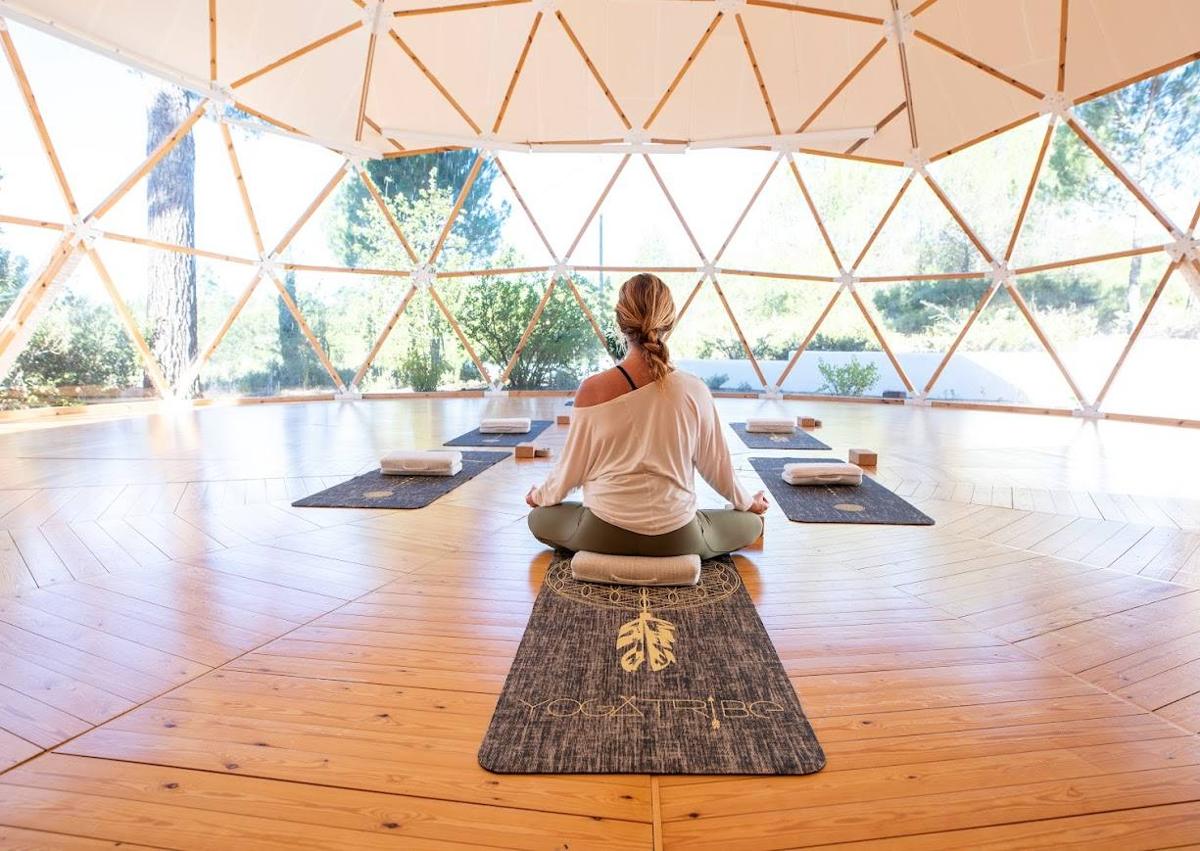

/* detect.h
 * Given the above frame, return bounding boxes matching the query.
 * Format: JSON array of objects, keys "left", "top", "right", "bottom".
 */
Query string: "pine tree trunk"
[{"left": 145, "top": 82, "right": 198, "bottom": 396}]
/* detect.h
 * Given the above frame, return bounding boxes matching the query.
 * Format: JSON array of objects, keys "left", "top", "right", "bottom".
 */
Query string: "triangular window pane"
[
  {"left": 719, "top": 159, "right": 838, "bottom": 278},
  {"left": 856, "top": 176, "right": 987, "bottom": 278},
  {"left": 1011, "top": 122, "right": 1172, "bottom": 268},
  {"left": 570, "top": 156, "right": 702, "bottom": 269},
  {"left": 2, "top": 252, "right": 159, "bottom": 409},
  {"left": 1074, "top": 59, "right": 1200, "bottom": 234},
  {"left": 1102, "top": 261, "right": 1200, "bottom": 421}
]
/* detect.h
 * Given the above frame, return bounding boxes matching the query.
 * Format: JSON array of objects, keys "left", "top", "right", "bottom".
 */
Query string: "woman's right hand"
[{"left": 748, "top": 490, "right": 769, "bottom": 515}]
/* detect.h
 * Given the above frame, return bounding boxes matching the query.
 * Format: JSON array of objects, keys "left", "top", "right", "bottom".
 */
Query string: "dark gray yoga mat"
[
  {"left": 291, "top": 451, "right": 508, "bottom": 508},
  {"left": 750, "top": 456, "right": 934, "bottom": 526},
  {"left": 444, "top": 419, "right": 552, "bottom": 447},
  {"left": 731, "top": 422, "right": 831, "bottom": 451},
  {"left": 479, "top": 553, "right": 825, "bottom": 775}
]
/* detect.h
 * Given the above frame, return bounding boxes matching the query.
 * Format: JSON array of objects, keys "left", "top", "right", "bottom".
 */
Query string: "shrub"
[
  {"left": 704, "top": 373, "right": 729, "bottom": 390},
  {"left": 817, "top": 356, "right": 879, "bottom": 396}
]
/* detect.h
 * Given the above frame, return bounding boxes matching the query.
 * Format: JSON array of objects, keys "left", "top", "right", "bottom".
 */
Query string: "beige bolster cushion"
[
  {"left": 782, "top": 461, "right": 863, "bottom": 486},
  {"left": 570, "top": 551, "right": 701, "bottom": 587},
  {"left": 380, "top": 450, "right": 463, "bottom": 476},
  {"left": 745, "top": 417, "right": 795, "bottom": 433},
  {"left": 480, "top": 417, "right": 532, "bottom": 434}
]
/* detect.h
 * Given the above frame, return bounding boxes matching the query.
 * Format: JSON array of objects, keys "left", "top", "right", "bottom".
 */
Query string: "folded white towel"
[
  {"left": 571, "top": 551, "right": 701, "bottom": 586},
  {"left": 380, "top": 450, "right": 463, "bottom": 476},
  {"left": 745, "top": 417, "right": 795, "bottom": 434},
  {"left": 479, "top": 417, "right": 532, "bottom": 434},
  {"left": 782, "top": 461, "right": 863, "bottom": 486}
]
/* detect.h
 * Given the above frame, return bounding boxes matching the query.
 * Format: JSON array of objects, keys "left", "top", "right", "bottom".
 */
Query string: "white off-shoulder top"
[{"left": 530, "top": 370, "right": 753, "bottom": 535}]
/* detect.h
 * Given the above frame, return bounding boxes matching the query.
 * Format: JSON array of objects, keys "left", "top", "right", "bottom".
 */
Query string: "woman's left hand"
[
  {"left": 748, "top": 490, "right": 770, "bottom": 515},
  {"left": 525, "top": 486, "right": 539, "bottom": 508}
]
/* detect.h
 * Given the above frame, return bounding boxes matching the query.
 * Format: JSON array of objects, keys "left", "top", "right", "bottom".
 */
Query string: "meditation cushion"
[
  {"left": 480, "top": 417, "right": 532, "bottom": 434},
  {"left": 782, "top": 461, "right": 863, "bottom": 486},
  {"left": 570, "top": 551, "right": 701, "bottom": 586},
  {"left": 380, "top": 449, "right": 463, "bottom": 476},
  {"left": 745, "top": 417, "right": 795, "bottom": 433}
]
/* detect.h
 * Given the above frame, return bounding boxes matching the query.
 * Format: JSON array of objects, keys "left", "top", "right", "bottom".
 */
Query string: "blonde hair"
[{"left": 615, "top": 273, "right": 676, "bottom": 383}]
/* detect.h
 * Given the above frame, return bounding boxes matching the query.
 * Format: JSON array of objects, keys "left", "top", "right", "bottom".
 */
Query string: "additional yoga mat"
[
  {"left": 292, "top": 451, "right": 508, "bottom": 508},
  {"left": 731, "top": 422, "right": 830, "bottom": 450},
  {"left": 750, "top": 457, "right": 934, "bottom": 526},
  {"left": 479, "top": 553, "right": 825, "bottom": 775},
  {"left": 444, "top": 419, "right": 552, "bottom": 447}
]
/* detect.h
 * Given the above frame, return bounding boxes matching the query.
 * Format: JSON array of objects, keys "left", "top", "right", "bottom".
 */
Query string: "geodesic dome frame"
[{"left": 1, "top": 0, "right": 1198, "bottom": 424}]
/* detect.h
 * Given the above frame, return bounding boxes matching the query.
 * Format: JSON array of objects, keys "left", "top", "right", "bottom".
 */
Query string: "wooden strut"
[
  {"left": 563, "top": 276, "right": 615, "bottom": 362},
  {"left": 352, "top": 283, "right": 418, "bottom": 388},
  {"left": 493, "top": 157, "right": 557, "bottom": 259},
  {"left": 1093, "top": 261, "right": 1179, "bottom": 407},
  {"left": 847, "top": 284, "right": 914, "bottom": 392},
  {"left": 1005, "top": 117, "right": 1056, "bottom": 262},
  {"left": 265, "top": 271, "right": 347, "bottom": 391},
  {"left": 87, "top": 248, "right": 172, "bottom": 398},
  {"left": 231, "top": 22, "right": 362, "bottom": 90},
  {"left": 912, "top": 30, "right": 1044, "bottom": 99},
  {"left": 492, "top": 11, "right": 542, "bottom": 134},
  {"left": 355, "top": 29, "right": 379, "bottom": 143},
  {"left": 642, "top": 155, "right": 707, "bottom": 262},
  {"left": 180, "top": 165, "right": 348, "bottom": 391},
  {"left": 429, "top": 284, "right": 492, "bottom": 386},
  {"left": 428, "top": 153, "right": 484, "bottom": 265},
  {"left": 101, "top": 232, "right": 256, "bottom": 267},
  {"left": 851, "top": 174, "right": 912, "bottom": 271},
  {"left": 556, "top": 10, "right": 632, "bottom": 130},
  {"left": 356, "top": 166, "right": 419, "bottom": 264},
  {"left": 714, "top": 156, "right": 781, "bottom": 264},
  {"left": 891, "top": 0, "right": 919, "bottom": 150},
  {"left": 0, "top": 68, "right": 204, "bottom": 384},
  {"left": 1006, "top": 281, "right": 1090, "bottom": 407},
  {"left": 500, "top": 278, "right": 558, "bottom": 384},
  {"left": 1095, "top": 198, "right": 1200, "bottom": 407},
  {"left": 745, "top": 0, "right": 885, "bottom": 25},
  {"left": 735, "top": 13, "right": 780, "bottom": 134},
  {"left": 90, "top": 102, "right": 209, "bottom": 221},
  {"left": 393, "top": 0, "right": 530, "bottom": 17},
  {"left": 220, "top": 123, "right": 265, "bottom": 256},
  {"left": 0, "top": 26, "right": 78, "bottom": 215},
  {"left": 643, "top": 12, "right": 724, "bottom": 131},
  {"left": 788, "top": 156, "right": 844, "bottom": 270},
  {"left": 564, "top": 155, "right": 630, "bottom": 261},
  {"left": 208, "top": 0, "right": 218, "bottom": 83},
  {"left": 797, "top": 38, "right": 887, "bottom": 133},
  {"left": 845, "top": 100, "right": 906, "bottom": 156},
  {"left": 387, "top": 28, "right": 482, "bottom": 134},
  {"left": 710, "top": 276, "right": 768, "bottom": 388},
  {"left": 774, "top": 286, "right": 843, "bottom": 389}
]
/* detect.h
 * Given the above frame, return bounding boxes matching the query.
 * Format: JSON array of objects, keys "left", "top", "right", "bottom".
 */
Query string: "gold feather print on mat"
[{"left": 617, "top": 589, "right": 677, "bottom": 673}]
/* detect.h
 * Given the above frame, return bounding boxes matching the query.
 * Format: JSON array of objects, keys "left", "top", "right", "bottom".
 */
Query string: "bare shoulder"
[{"left": 573, "top": 369, "right": 624, "bottom": 408}]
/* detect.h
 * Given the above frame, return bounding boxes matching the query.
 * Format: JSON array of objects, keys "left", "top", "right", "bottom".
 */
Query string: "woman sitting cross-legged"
[{"left": 525, "top": 272, "right": 768, "bottom": 559}]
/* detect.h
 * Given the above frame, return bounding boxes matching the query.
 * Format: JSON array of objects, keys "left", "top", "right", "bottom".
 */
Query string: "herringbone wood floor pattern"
[{"left": 0, "top": 398, "right": 1199, "bottom": 849}]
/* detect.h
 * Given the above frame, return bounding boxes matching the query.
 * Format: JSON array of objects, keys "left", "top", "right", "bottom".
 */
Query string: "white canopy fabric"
[{"left": 2, "top": 0, "right": 1198, "bottom": 162}]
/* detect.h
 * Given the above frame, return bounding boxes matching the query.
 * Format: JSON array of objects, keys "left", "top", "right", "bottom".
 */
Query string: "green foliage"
[
  {"left": 453, "top": 273, "right": 609, "bottom": 389},
  {"left": 333, "top": 151, "right": 506, "bottom": 267},
  {"left": 816, "top": 356, "right": 879, "bottom": 396},
  {"left": 808, "top": 332, "right": 874, "bottom": 352},
  {"left": 1048, "top": 64, "right": 1200, "bottom": 208},
  {"left": 3, "top": 292, "right": 141, "bottom": 408},
  {"left": 698, "top": 332, "right": 873, "bottom": 360},
  {"left": 398, "top": 336, "right": 449, "bottom": 392},
  {"left": 703, "top": 373, "right": 729, "bottom": 390}
]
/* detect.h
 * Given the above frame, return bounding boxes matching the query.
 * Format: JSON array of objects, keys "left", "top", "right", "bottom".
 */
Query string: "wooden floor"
[{"left": 0, "top": 397, "right": 1199, "bottom": 849}]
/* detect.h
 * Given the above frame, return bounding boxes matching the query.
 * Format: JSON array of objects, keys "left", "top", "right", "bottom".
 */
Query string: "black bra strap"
[{"left": 614, "top": 364, "right": 638, "bottom": 391}]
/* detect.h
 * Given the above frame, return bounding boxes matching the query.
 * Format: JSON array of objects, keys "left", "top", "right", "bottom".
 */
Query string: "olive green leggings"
[{"left": 527, "top": 502, "right": 763, "bottom": 559}]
